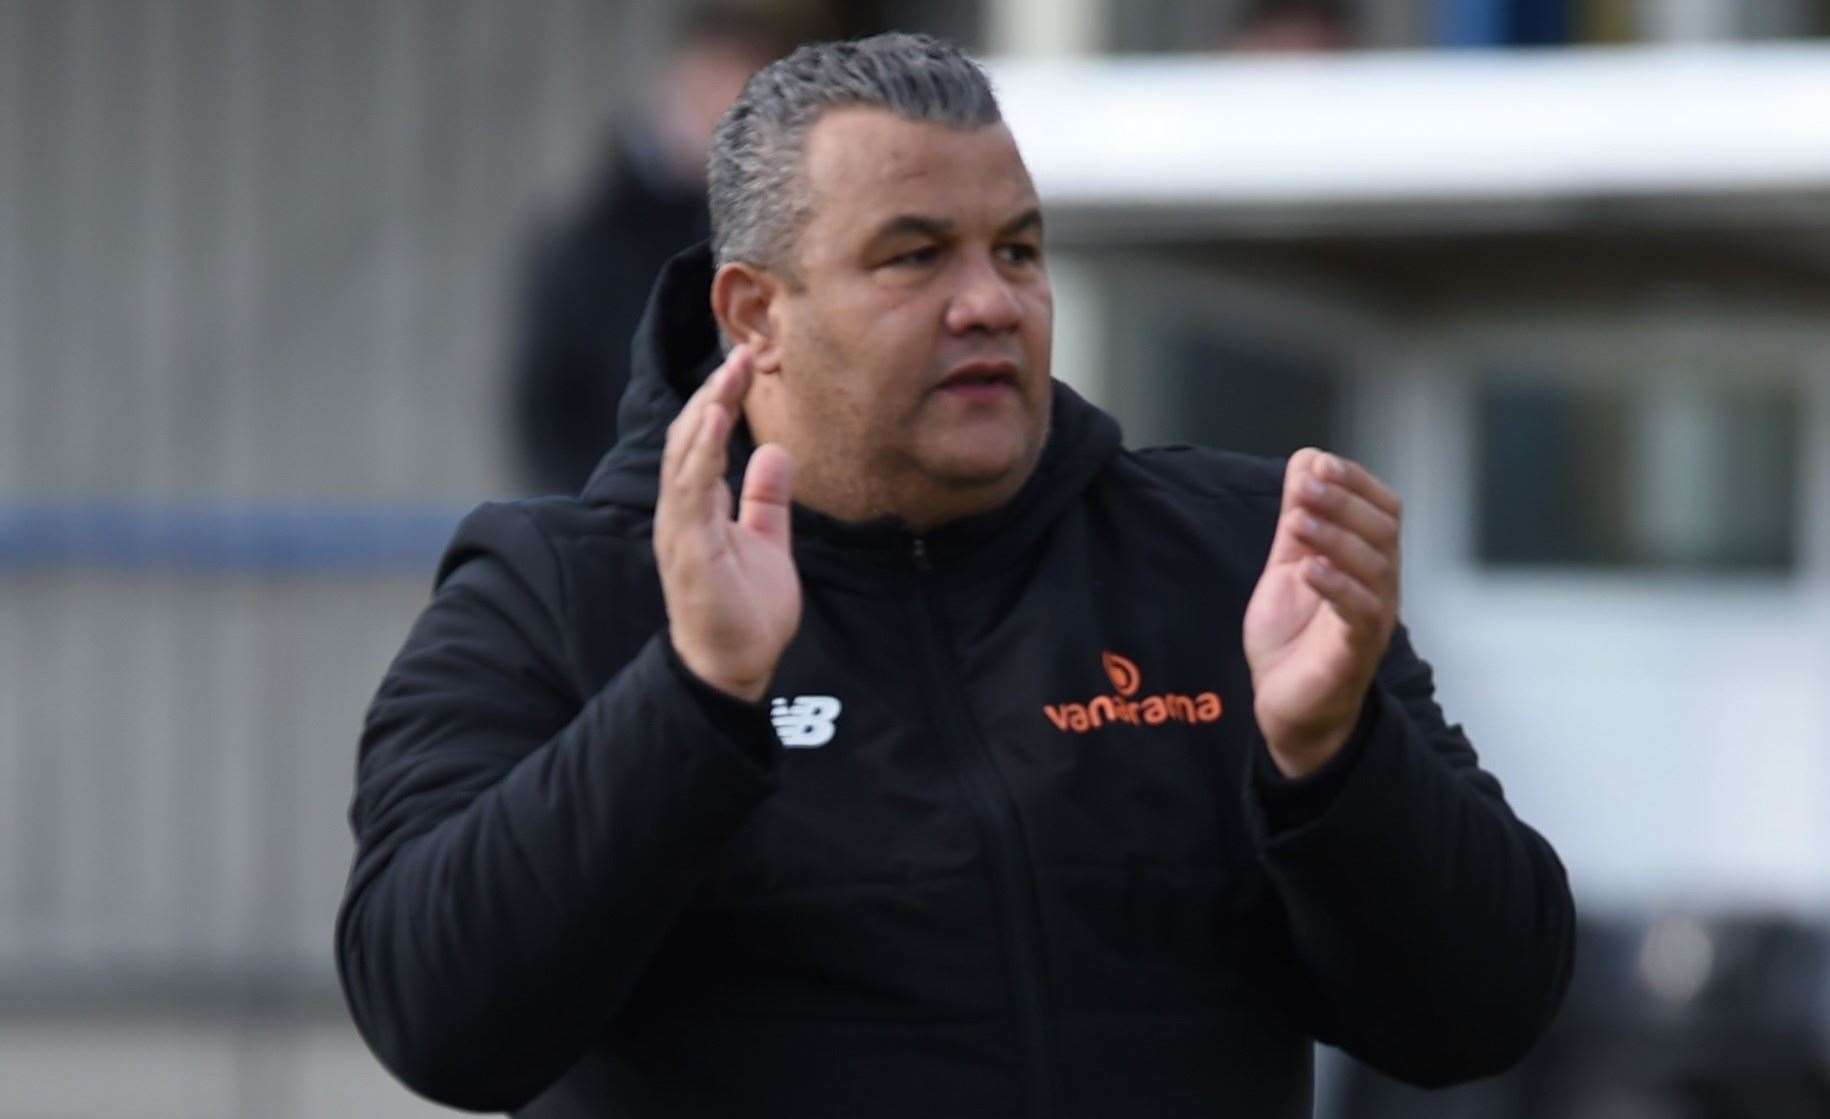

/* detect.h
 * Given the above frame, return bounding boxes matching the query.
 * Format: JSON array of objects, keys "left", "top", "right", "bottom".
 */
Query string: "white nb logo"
[{"left": 770, "top": 695, "right": 841, "bottom": 748}]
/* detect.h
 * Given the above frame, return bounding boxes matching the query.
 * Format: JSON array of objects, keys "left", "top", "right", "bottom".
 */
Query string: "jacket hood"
[{"left": 583, "top": 241, "right": 1122, "bottom": 563}]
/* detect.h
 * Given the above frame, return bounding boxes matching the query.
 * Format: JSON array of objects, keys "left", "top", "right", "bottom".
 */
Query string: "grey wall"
[{"left": 0, "top": 0, "right": 647, "bottom": 1008}]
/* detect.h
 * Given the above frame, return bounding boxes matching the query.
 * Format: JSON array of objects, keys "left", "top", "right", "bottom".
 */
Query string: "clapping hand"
[
  {"left": 1244, "top": 449, "right": 1403, "bottom": 778},
  {"left": 654, "top": 344, "right": 801, "bottom": 703}
]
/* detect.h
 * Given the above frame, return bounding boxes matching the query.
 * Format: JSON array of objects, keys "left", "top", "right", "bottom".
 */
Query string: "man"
[{"left": 338, "top": 33, "right": 1574, "bottom": 1118}]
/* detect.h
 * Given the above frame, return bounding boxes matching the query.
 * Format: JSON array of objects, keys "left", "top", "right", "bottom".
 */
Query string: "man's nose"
[{"left": 943, "top": 256, "right": 1023, "bottom": 335}]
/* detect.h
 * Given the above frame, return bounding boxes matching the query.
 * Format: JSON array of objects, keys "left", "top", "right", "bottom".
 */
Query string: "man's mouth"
[{"left": 936, "top": 361, "right": 1021, "bottom": 399}]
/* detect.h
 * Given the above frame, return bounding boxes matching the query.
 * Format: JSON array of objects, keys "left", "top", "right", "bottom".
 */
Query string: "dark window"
[
  {"left": 1476, "top": 374, "right": 1798, "bottom": 572},
  {"left": 1147, "top": 331, "right": 1345, "bottom": 459}
]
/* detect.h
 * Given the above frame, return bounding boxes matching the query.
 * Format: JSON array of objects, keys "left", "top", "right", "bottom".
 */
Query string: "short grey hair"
[{"left": 707, "top": 32, "right": 1002, "bottom": 275}]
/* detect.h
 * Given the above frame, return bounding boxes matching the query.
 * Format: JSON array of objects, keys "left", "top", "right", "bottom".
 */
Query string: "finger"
[
  {"left": 657, "top": 406, "right": 712, "bottom": 557},
  {"left": 1311, "top": 451, "right": 1401, "bottom": 519},
  {"left": 704, "top": 343, "right": 754, "bottom": 414},
  {"left": 1289, "top": 508, "right": 1398, "bottom": 595},
  {"left": 1302, "top": 556, "right": 1389, "bottom": 645},
  {"left": 1279, "top": 448, "right": 1329, "bottom": 516},
  {"left": 662, "top": 382, "right": 716, "bottom": 491},
  {"left": 1269, "top": 448, "right": 1330, "bottom": 565},
  {"left": 684, "top": 400, "right": 736, "bottom": 492},
  {"left": 1291, "top": 476, "right": 1400, "bottom": 554},
  {"left": 670, "top": 400, "right": 737, "bottom": 531},
  {"left": 661, "top": 396, "right": 710, "bottom": 495},
  {"left": 738, "top": 443, "right": 794, "bottom": 545},
  {"left": 663, "top": 345, "right": 749, "bottom": 482}
]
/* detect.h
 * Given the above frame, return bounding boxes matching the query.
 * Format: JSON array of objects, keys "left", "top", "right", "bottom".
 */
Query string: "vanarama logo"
[{"left": 1042, "top": 652, "right": 1222, "bottom": 734}]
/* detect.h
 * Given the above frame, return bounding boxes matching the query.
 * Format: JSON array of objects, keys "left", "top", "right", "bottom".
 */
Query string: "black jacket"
[{"left": 338, "top": 244, "right": 1576, "bottom": 1117}]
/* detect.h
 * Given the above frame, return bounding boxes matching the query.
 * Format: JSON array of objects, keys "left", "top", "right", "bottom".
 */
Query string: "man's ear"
[{"left": 711, "top": 262, "right": 783, "bottom": 374}]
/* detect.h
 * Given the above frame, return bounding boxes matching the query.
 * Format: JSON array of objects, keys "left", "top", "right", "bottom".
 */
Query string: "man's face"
[{"left": 759, "top": 108, "right": 1052, "bottom": 519}]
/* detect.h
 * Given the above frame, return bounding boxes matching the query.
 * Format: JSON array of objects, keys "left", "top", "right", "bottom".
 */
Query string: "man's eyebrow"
[
  {"left": 999, "top": 208, "right": 1044, "bottom": 238},
  {"left": 864, "top": 208, "right": 1043, "bottom": 248},
  {"left": 868, "top": 215, "right": 956, "bottom": 243}
]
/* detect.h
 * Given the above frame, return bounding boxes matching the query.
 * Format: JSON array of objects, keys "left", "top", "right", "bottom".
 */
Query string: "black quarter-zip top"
[{"left": 908, "top": 533, "right": 1057, "bottom": 1119}]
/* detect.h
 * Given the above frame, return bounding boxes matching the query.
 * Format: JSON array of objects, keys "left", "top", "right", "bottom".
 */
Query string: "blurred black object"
[{"left": 1331, "top": 912, "right": 1830, "bottom": 1119}]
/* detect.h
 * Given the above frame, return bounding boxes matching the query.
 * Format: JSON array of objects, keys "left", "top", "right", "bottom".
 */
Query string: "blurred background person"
[
  {"left": 509, "top": 1, "right": 875, "bottom": 496},
  {"left": 1228, "top": 0, "right": 1358, "bottom": 52}
]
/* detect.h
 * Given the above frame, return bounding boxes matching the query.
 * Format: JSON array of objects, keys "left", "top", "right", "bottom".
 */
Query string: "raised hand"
[
  {"left": 1243, "top": 449, "right": 1402, "bottom": 778},
  {"left": 654, "top": 344, "right": 801, "bottom": 703}
]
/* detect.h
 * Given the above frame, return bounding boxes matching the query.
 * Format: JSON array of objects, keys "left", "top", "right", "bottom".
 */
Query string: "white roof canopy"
[{"left": 986, "top": 45, "right": 1830, "bottom": 232}]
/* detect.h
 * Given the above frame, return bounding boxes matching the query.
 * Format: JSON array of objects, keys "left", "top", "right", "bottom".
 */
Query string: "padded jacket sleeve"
[
  {"left": 1244, "top": 624, "right": 1577, "bottom": 1087},
  {"left": 335, "top": 504, "right": 780, "bottom": 1112}
]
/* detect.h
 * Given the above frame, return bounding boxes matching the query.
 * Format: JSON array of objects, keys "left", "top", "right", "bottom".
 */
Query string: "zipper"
[{"left": 907, "top": 534, "right": 1055, "bottom": 1119}]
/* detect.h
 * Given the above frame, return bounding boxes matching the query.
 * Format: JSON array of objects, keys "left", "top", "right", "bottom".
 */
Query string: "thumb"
[{"left": 738, "top": 443, "right": 794, "bottom": 545}]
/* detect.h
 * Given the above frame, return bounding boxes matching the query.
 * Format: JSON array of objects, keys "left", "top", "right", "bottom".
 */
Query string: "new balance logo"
[{"left": 770, "top": 695, "right": 842, "bottom": 748}]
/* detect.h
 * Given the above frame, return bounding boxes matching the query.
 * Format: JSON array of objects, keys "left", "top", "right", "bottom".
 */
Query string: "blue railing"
[{"left": 0, "top": 501, "right": 472, "bottom": 573}]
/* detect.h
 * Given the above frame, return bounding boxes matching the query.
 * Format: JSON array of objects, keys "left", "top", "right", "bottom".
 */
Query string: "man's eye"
[
  {"left": 887, "top": 246, "right": 940, "bottom": 267},
  {"left": 999, "top": 243, "right": 1040, "bottom": 265}
]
